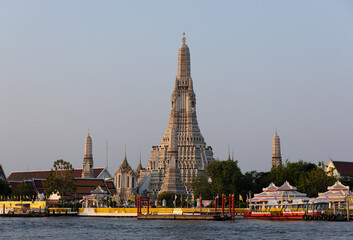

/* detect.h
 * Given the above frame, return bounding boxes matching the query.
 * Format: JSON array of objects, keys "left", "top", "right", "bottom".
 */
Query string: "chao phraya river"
[{"left": 1, "top": 217, "right": 352, "bottom": 239}]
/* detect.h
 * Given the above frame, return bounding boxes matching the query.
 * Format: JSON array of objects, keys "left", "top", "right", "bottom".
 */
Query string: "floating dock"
[{"left": 137, "top": 214, "right": 223, "bottom": 221}]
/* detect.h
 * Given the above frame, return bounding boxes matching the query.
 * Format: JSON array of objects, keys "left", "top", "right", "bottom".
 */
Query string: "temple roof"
[
  {"left": 0, "top": 164, "right": 6, "bottom": 181},
  {"left": 252, "top": 182, "right": 308, "bottom": 203},
  {"left": 118, "top": 152, "right": 133, "bottom": 173},
  {"left": 331, "top": 161, "right": 353, "bottom": 176},
  {"left": 277, "top": 181, "right": 296, "bottom": 191},
  {"left": 328, "top": 181, "right": 349, "bottom": 191},
  {"left": 30, "top": 178, "right": 116, "bottom": 199},
  {"left": 7, "top": 168, "right": 105, "bottom": 182},
  {"left": 263, "top": 183, "right": 278, "bottom": 192},
  {"left": 136, "top": 159, "right": 143, "bottom": 172},
  {"left": 91, "top": 185, "right": 107, "bottom": 195}
]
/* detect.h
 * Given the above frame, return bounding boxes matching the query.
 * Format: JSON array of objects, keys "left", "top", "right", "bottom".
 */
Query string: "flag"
[
  {"left": 216, "top": 194, "right": 219, "bottom": 199},
  {"left": 239, "top": 194, "right": 243, "bottom": 201},
  {"left": 288, "top": 195, "right": 291, "bottom": 202},
  {"left": 175, "top": 195, "right": 177, "bottom": 200}
]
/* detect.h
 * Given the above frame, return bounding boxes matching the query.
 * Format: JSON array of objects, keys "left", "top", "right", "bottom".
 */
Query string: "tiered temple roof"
[
  {"left": 313, "top": 181, "right": 351, "bottom": 203},
  {"left": 250, "top": 181, "right": 309, "bottom": 203}
]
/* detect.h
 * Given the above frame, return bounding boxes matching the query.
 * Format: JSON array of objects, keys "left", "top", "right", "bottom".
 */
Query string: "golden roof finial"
[
  {"left": 182, "top": 32, "right": 186, "bottom": 44},
  {"left": 88, "top": 128, "right": 90, "bottom": 136},
  {"left": 275, "top": 128, "right": 277, "bottom": 136}
]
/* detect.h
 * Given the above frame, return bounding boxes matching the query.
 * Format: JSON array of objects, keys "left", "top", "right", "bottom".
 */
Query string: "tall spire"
[
  {"left": 146, "top": 34, "right": 214, "bottom": 199},
  {"left": 121, "top": 146, "right": 129, "bottom": 170},
  {"left": 177, "top": 32, "right": 191, "bottom": 79},
  {"left": 136, "top": 153, "right": 143, "bottom": 172},
  {"left": 82, "top": 131, "right": 94, "bottom": 178},
  {"left": 272, "top": 129, "right": 282, "bottom": 168}
]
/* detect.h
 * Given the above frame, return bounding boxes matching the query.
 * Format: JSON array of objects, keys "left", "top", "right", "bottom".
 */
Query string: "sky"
[{"left": 1, "top": 0, "right": 353, "bottom": 176}]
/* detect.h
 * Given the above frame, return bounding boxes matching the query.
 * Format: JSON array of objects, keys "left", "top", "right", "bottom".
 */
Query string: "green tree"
[
  {"left": 157, "top": 191, "right": 176, "bottom": 207},
  {"left": 44, "top": 159, "right": 76, "bottom": 205},
  {"left": 269, "top": 160, "right": 335, "bottom": 197},
  {"left": 341, "top": 174, "right": 353, "bottom": 190},
  {"left": 11, "top": 181, "right": 36, "bottom": 199},
  {"left": 270, "top": 159, "right": 316, "bottom": 187},
  {"left": 207, "top": 160, "right": 243, "bottom": 196},
  {"left": 0, "top": 180, "right": 12, "bottom": 196},
  {"left": 299, "top": 162, "right": 336, "bottom": 197},
  {"left": 243, "top": 171, "right": 271, "bottom": 195},
  {"left": 191, "top": 173, "right": 212, "bottom": 199}
]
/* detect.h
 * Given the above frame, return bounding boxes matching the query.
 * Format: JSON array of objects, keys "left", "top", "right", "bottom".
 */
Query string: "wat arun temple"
[{"left": 141, "top": 34, "right": 215, "bottom": 198}]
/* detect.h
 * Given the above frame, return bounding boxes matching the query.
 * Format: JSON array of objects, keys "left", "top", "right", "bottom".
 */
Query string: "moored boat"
[{"left": 244, "top": 200, "right": 329, "bottom": 220}]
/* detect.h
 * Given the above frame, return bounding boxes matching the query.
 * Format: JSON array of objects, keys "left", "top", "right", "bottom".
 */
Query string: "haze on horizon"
[{"left": 1, "top": 1, "right": 352, "bottom": 176}]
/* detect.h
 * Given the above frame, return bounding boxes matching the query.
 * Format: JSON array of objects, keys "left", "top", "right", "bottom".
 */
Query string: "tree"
[
  {"left": 341, "top": 174, "right": 353, "bottom": 190},
  {"left": 269, "top": 160, "right": 335, "bottom": 198},
  {"left": 191, "top": 173, "right": 212, "bottom": 199},
  {"left": 207, "top": 160, "right": 243, "bottom": 196},
  {"left": 11, "top": 181, "right": 36, "bottom": 198},
  {"left": 0, "top": 180, "right": 12, "bottom": 196},
  {"left": 243, "top": 171, "right": 271, "bottom": 195},
  {"left": 299, "top": 162, "right": 336, "bottom": 197},
  {"left": 270, "top": 159, "right": 316, "bottom": 187},
  {"left": 157, "top": 191, "right": 176, "bottom": 207},
  {"left": 44, "top": 159, "right": 76, "bottom": 205}
]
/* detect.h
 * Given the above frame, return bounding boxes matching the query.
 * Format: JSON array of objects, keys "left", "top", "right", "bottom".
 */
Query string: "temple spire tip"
[{"left": 182, "top": 32, "right": 186, "bottom": 44}]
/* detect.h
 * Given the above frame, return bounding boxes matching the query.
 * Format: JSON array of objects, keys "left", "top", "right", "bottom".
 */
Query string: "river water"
[{"left": 1, "top": 217, "right": 352, "bottom": 239}]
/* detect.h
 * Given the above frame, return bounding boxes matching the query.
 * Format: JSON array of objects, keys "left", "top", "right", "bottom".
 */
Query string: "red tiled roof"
[
  {"left": 31, "top": 178, "right": 116, "bottom": 199},
  {"left": 7, "top": 168, "right": 105, "bottom": 181},
  {"left": 333, "top": 161, "right": 353, "bottom": 176},
  {"left": 8, "top": 180, "right": 36, "bottom": 192}
]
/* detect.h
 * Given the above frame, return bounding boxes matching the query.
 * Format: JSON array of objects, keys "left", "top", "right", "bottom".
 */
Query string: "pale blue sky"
[{"left": 1, "top": 1, "right": 353, "bottom": 175}]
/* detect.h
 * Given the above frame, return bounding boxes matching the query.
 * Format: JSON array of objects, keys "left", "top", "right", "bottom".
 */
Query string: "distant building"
[
  {"left": 7, "top": 132, "right": 112, "bottom": 185},
  {"left": 31, "top": 178, "right": 117, "bottom": 203},
  {"left": 82, "top": 131, "right": 94, "bottom": 178},
  {"left": 0, "top": 165, "right": 6, "bottom": 181},
  {"left": 326, "top": 159, "right": 353, "bottom": 178},
  {"left": 7, "top": 168, "right": 110, "bottom": 183},
  {"left": 272, "top": 130, "right": 282, "bottom": 168},
  {"left": 114, "top": 152, "right": 137, "bottom": 200}
]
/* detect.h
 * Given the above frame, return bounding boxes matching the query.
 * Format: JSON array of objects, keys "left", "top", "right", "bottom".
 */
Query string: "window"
[
  {"left": 132, "top": 177, "right": 135, "bottom": 188},
  {"left": 118, "top": 175, "right": 121, "bottom": 188},
  {"left": 127, "top": 176, "right": 130, "bottom": 188}
]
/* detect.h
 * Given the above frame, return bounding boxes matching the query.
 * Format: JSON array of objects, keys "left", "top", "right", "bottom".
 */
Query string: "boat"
[{"left": 244, "top": 200, "right": 329, "bottom": 220}]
